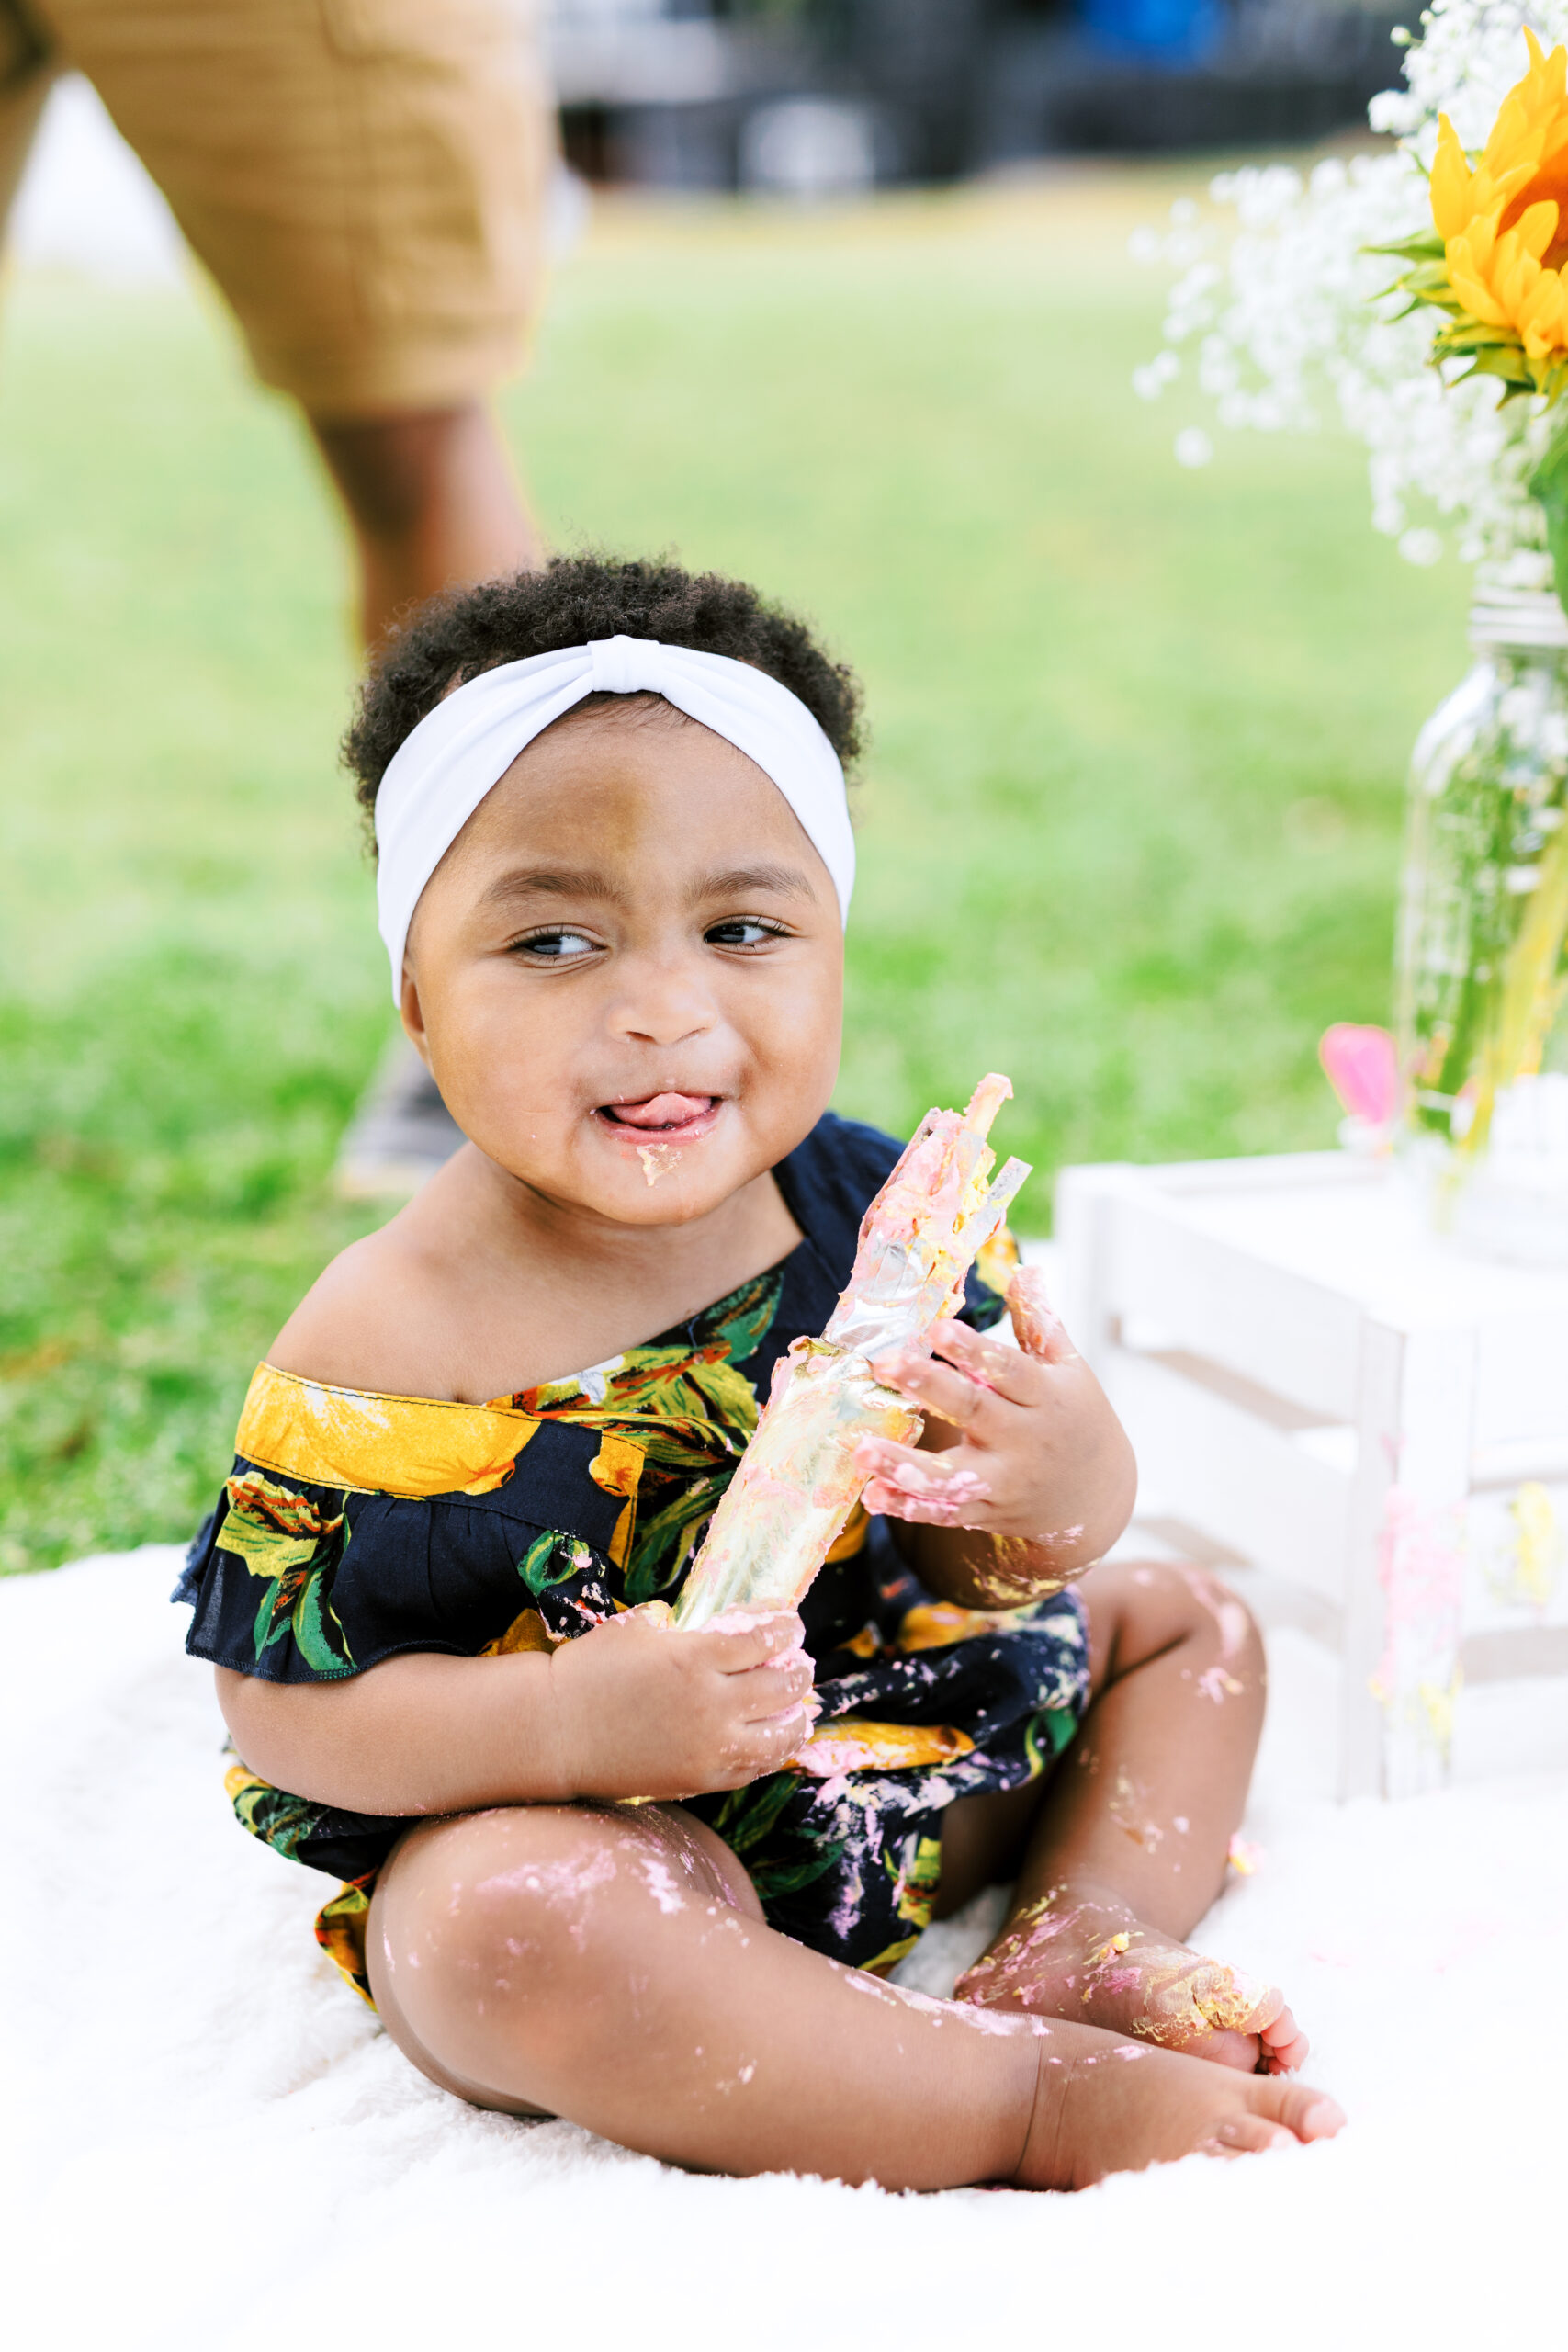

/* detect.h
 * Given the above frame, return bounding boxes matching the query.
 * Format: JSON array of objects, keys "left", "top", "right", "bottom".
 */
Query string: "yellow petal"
[
  {"left": 1450, "top": 217, "right": 1504, "bottom": 295},
  {"left": 1457, "top": 209, "right": 1501, "bottom": 275},
  {"left": 1519, "top": 30, "right": 1566, "bottom": 124},
  {"left": 1523, "top": 272, "right": 1568, "bottom": 356},
  {"left": 1431, "top": 116, "right": 1476, "bottom": 239},
  {"left": 1495, "top": 238, "right": 1541, "bottom": 315},
  {"left": 1488, "top": 160, "right": 1544, "bottom": 217},
  {"left": 1517, "top": 198, "right": 1561, "bottom": 261},
  {"left": 1523, "top": 269, "right": 1565, "bottom": 330},
  {"left": 1485, "top": 36, "right": 1568, "bottom": 178},
  {"left": 1449, "top": 263, "right": 1510, "bottom": 327},
  {"left": 1484, "top": 92, "right": 1535, "bottom": 176}
]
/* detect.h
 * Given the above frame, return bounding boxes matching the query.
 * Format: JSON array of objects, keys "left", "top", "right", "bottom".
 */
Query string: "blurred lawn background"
[{"left": 0, "top": 165, "right": 1470, "bottom": 1573}]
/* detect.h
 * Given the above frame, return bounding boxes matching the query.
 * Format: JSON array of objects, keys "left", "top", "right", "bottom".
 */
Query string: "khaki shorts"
[{"left": 0, "top": 0, "right": 553, "bottom": 414}]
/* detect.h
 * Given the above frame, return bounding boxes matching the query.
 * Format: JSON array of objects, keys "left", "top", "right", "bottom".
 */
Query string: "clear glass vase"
[{"left": 1397, "top": 586, "right": 1568, "bottom": 1261}]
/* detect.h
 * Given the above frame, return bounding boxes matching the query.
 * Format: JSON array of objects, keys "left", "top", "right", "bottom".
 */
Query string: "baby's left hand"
[{"left": 854, "top": 1268, "right": 1134, "bottom": 1589}]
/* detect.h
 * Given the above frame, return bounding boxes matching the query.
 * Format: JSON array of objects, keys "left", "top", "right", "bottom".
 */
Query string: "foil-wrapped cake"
[{"left": 671, "top": 1074, "right": 1030, "bottom": 1629}]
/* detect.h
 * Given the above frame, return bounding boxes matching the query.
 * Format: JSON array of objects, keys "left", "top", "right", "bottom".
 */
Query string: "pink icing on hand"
[
  {"left": 1005, "top": 1263, "right": 1072, "bottom": 1361},
  {"left": 885, "top": 1459, "right": 987, "bottom": 1504},
  {"left": 700, "top": 1606, "right": 800, "bottom": 1639}
]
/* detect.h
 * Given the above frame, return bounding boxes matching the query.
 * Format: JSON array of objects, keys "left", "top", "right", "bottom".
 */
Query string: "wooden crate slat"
[
  {"left": 1106, "top": 1195, "right": 1364, "bottom": 1425},
  {"left": 1108, "top": 1349, "right": 1353, "bottom": 1604},
  {"left": 1057, "top": 1151, "right": 1568, "bottom": 1793}
]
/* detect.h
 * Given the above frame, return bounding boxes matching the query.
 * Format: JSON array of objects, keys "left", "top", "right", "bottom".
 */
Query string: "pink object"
[{"left": 1319, "top": 1023, "right": 1399, "bottom": 1126}]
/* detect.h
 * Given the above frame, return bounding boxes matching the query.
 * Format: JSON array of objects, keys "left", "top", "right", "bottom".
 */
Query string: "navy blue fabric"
[{"left": 172, "top": 1106, "right": 1052, "bottom": 1939}]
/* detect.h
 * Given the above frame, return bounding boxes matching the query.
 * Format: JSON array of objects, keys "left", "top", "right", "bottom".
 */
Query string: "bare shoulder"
[{"left": 267, "top": 1208, "right": 471, "bottom": 1402}]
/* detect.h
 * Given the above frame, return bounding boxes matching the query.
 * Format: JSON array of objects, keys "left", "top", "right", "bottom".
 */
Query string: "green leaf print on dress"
[
  {"left": 707, "top": 1771, "right": 847, "bottom": 1903},
  {"left": 227, "top": 1758, "right": 336, "bottom": 1864},
  {"left": 887, "top": 1833, "right": 943, "bottom": 1929},
  {"left": 519, "top": 1269, "right": 785, "bottom": 1606},
  {"left": 517, "top": 1530, "right": 598, "bottom": 1595},
  {"left": 219, "top": 1470, "right": 354, "bottom": 1675}
]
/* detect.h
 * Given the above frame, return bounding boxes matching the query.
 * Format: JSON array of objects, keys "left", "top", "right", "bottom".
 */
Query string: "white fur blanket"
[{"left": 3, "top": 1549, "right": 1561, "bottom": 2349}]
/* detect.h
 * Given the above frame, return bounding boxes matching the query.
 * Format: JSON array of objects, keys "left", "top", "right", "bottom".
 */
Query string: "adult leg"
[
  {"left": 366, "top": 1795, "right": 1341, "bottom": 2187},
  {"left": 953, "top": 1559, "right": 1309, "bottom": 2073},
  {"left": 308, "top": 401, "right": 539, "bottom": 648},
  {"left": 316, "top": 396, "right": 538, "bottom": 1194},
  {"left": 41, "top": 0, "right": 552, "bottom": 650},
  {"left": 0, "top": 28, "right": 58, "bottom": 232},
  {"left": 310, "top": 396, "right": 539, "bottom": 1200}
]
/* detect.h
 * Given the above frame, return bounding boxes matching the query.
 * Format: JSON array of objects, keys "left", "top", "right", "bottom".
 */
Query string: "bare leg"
[
  {"left": 308, "top": 401, "right": 541, "bottom": 645},
  {"left": 367, "top": 1795, "right": 1341, "bottom": 2187},
  {"left": 953, "top": 1560, "right": 1308, "bottom": 2074}
]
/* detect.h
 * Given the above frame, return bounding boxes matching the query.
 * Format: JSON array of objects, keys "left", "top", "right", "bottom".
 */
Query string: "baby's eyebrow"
[
  {"left": 692, "top": 863, "right": 818, "bottom": 903},
  {"left": 476, "top": 867, "right": 620, "bottom": 909}
]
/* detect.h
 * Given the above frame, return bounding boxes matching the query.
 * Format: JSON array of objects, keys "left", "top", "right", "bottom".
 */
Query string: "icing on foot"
[{"left": 953, "top": 1889, "right": 1309, "bottom": 2075}]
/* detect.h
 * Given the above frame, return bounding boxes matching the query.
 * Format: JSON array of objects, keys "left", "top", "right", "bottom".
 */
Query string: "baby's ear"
[{"left": 400, "top": 971, "right": 434, "bottom": 1066}]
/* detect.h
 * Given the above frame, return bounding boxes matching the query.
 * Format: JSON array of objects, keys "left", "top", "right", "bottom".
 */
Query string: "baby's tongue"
[{"left": 607, "top": 1093, "right": 711, "bottom": 1130}]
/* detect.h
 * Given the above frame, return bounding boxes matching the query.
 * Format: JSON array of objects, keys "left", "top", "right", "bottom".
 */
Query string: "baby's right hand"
[{"left": 547, "top": 1608, "right": 818, "bottom": 1802}]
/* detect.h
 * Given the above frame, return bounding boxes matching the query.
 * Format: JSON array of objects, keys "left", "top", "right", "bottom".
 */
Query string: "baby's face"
[{"left": 401, "top": 701, "right": 844, "bottom": 1227}]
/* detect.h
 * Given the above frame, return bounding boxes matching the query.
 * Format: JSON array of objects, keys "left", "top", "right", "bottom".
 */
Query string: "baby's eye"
[
  {"left": 513, "top": 927, "right": 600, "bottom": 961},
  {"left": 705, "top": 918, "right": 787, "bottom": 949}
]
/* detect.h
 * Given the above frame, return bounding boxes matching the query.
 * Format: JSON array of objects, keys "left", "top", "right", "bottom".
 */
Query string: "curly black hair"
[{"left": 343, "top": 553, "right": 863, "bottom": 834}]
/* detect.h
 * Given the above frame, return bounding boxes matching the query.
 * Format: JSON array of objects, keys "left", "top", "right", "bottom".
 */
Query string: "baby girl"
[{"left": 177, "top": 554, "right": 1343, "bottom": 2187}]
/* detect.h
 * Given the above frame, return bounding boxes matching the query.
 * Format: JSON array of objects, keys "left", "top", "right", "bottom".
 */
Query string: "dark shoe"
[{"left": 335, "top": 1037, "right": 465, "bottom": 1200}]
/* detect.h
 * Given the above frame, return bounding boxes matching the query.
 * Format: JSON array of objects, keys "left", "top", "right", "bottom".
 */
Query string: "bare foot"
[
  {"left": 1014, "top": 2030, "right": 1344, "bottom": 2189},
  {"left": 955, "top": 1884, "right": 1309, "bottom": 2075}
]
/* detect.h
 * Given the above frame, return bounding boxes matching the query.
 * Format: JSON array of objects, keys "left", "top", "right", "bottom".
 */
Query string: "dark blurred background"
[{"left": 549, "top": 0, "right": 1403, "bottom": 192}]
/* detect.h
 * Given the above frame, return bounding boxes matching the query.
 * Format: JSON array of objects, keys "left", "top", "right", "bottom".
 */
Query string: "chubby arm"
[
  {"left": 855, "top": 1267, "right": 1135, "bottom": 1609},
  {"left": 217, "top": 1608, "right": 818, "bottom": 1816}
]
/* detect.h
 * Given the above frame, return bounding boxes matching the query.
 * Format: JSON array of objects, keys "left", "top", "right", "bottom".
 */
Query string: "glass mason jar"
[{"left": 1397, "top": 586, "right": 1568, "bottom": 1260}]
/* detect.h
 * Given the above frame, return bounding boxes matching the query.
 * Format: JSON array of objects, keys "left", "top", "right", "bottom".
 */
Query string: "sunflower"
[{"left": 1384, "top": 28, "right": 1568, "bottom": 402}]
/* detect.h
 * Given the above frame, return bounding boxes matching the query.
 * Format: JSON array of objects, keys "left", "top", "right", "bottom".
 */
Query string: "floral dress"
[{"left": 175, "top": 1113, "right": 1091, "bottom": 2003}]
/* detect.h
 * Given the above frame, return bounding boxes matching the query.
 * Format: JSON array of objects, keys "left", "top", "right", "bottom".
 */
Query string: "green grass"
[{"left": 0, "top": 168, "right": 1471, "bottom": 1572}]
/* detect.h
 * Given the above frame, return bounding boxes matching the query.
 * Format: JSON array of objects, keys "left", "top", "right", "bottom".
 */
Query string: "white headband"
[{"left": 374, "top": 635, "right": 855, "bottom": 1003}]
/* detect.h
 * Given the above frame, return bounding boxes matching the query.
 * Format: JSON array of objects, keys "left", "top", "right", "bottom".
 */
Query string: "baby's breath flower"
[{"left": 1134, "top": 1, "right": 1568, "bottom": 582}]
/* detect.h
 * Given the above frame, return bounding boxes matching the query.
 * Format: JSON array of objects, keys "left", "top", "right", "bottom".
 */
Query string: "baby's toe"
[
  {"left": 1261, "top": 2079, "right": 1346, "bottom": 2143},
  {"left": 1258, "top": 2004, "right": 1308, "bottom": 2073},
  {"left": 1206, "top": 2112, "right": 1296, "bottom": 2157},
  {"left": 1187, "top": 2025, "right": 1268, "bottom": 2074}
]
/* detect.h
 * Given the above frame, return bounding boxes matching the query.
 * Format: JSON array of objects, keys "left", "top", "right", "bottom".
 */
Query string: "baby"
[{"left": 177, "top": 555, "right": 1344, "bottom": 2188}]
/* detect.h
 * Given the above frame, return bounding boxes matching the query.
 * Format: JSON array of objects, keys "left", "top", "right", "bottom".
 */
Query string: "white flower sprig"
[{"left": 1134, "top": 0, "right": 1568, "bottom": 586}]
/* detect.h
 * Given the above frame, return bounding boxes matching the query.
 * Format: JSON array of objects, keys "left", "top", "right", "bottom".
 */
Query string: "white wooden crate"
[{"left": 1055, "top": 1152, "right": 1568, "bottom": 1797}]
